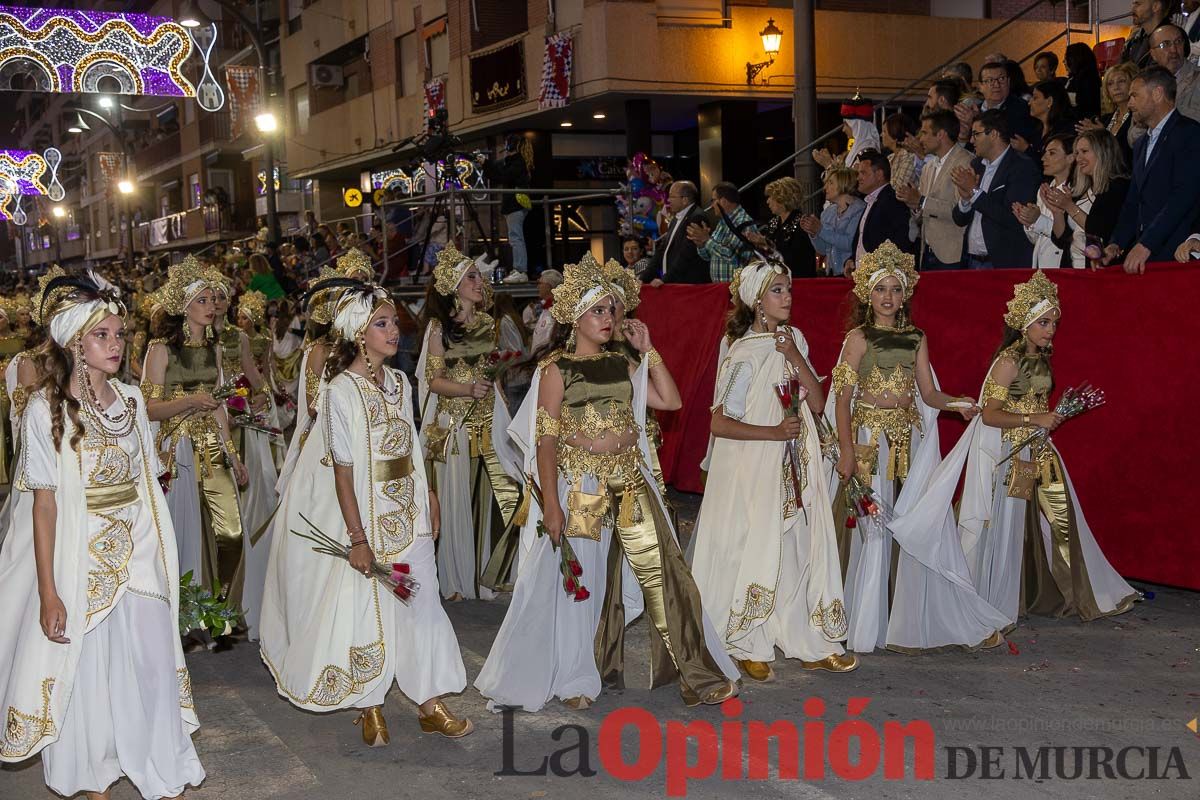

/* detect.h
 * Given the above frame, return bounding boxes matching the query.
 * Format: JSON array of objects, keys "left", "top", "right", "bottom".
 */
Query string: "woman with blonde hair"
[
  {"left": 1041, "top": 130, "right": 1129, "bottom": 262},
  {"left": 751, "top": 177, "right": 817, "bottom": 277},
  {"left": 800, "top": 167, "right": 865, "bottom": 277},
  {"left": 1080, "top": 61, "right": 1138, "bottom": 167}
]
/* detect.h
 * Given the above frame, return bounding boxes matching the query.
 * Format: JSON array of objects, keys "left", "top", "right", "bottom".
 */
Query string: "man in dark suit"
[
  {"left": 950, "top": 109, "right": 1041, "bottom": 268},
  {"left": 643, "top": 180, "right": 710, "bottom": 285},
  {"left": 844, "top": 149, "right": 916, "bottom": 274},
  {"left": 1104, "top": 66, "right": 1200, "bottom": 272}
]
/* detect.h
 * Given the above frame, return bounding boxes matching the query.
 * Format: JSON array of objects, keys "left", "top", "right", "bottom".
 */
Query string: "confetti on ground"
[{"left": 1008, "top": 641, "right": 1020, "bottom": 655}]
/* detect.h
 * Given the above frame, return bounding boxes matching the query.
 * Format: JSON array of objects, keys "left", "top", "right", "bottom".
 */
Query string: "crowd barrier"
[{"left": 637, "top": 264, "right": 1194, "bottom": 591}]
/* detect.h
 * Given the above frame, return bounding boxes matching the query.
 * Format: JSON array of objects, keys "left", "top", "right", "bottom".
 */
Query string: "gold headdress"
[
  {"left": 137, "top": 288, "right": 165, "bottom": 321},
  {"left": 305, "top": 266, "right": 344, "bottom": 325},
  {"left": 433, "top": 244, "right": 473, "bottom": 296},
  {"left": 238, "top": 290, "right": 268, "bottom": 327},
  {"left": 30, "top": 265, "right": 68, "bottom": 326},
  {"left": 337, "top": 247, "right": 374, "bottom": 280},
  {"left": 0, "top": 293, "right": 15, "bottom": 321},
  {"left": 1004, "top": 270, "right": 1060, "bottom": 330},
  {"left": 550, "top": 253, "right": 614, "bottom": 325},
  {"left": 852, "top": 241, "right": 919, "bottom": 303},
  {"left": 602, "top": 258, "right": 642, "bottom": 312},
  {"left": 159, "top": 256, "right": 214, "bottom": 315},
  {"left": 205, "top": 265, "right": 232, "bottom": 296}
]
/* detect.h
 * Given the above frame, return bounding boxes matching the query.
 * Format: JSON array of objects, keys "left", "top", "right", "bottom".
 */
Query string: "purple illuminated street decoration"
[
  {"left": 0, "top": 5, "right": 224, "bottom": 111},
  {"left": 0, "top": 147, "right": 66, "bottom": 224}
]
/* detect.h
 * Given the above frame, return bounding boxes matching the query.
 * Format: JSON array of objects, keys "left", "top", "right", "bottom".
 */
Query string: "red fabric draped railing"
[{"left": 638, "top": 264, "right": 1193, "bottom": 590}]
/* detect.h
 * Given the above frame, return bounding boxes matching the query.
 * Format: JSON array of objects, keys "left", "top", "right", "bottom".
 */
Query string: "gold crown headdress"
[
  {"left": 0, "top": 294, "right": 14, "bottom": 321},
  {"left": 238, "top": 290, "right": 268, "bottom": 327},
  {"left": 205, "top": 265, "right": 232, "bottom": 296},
  {"left": 304, "top": 266, "right": 344, "bottom": 325},
  {"left": 551, "top": 253, "right": 614, "bottom": 325},
  {"left": 433, "top": 244, "right": 473, "bottom": 296},
  {"left": 337, "top": 247, "right": 374, "bottom": 280},
  {"left": 852, "top": 241, "right": 919, "bottom": 303},
  {"left": 138, "top": 288, "right": 165, "bottom": 320},
  {"left": 30, "top": 265, "right": 67, "bottom": 326},
  {"left": 602, "top": 258, "right": 642, "bottom": 312},
  {"left": 1004, "top": 270, "right": 1060, "bottom": 330},
  {"left": 160, "top": 256, "right": 214, "bottom": 316}
]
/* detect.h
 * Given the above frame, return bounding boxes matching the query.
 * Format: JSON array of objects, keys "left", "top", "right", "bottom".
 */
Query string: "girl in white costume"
[
  {"left": 476, "top": 255, "right": 739, "bottom": 712},
  {"left": 889, "top": 271, "right": 1138, "bottom": 627},
  {"left": 0, "top": 272, "right": 204, "bottom": 799},
  {"left": 416, "top": 245, "right": 522, "bottom": 600},
  {"left": 142, "top": 258, "right": 249, "bottom": 606},
  {"left": 692, "top": 257, "right": 857, "bottom": 681},
  {"left": 260, "top": 281, "right": 472, "bottom": 747},
  {"left": 825, "top": 242, "right": 1008, "bottom": 654}
]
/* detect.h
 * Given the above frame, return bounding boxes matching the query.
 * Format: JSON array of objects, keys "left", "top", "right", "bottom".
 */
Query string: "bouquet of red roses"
[
  {"left": 292, "top": 513, "right": 420, "bottom": 604},
  {"left": 537, "top": 521, "right": 590, "bottom": 602},
  {"left": 773, "top": 376, "right": 809, "bottom": 506},
  {"left": 813, "top": 413, "right": 891, "bottom": 540},
  {"left": 214, "top": 373, "right": 253, "bottom": 413}
]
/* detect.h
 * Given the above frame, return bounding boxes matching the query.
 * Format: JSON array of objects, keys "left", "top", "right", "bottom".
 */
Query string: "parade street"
[{"left": 3, "top": 495, "right": 1197, "bottom": 800}]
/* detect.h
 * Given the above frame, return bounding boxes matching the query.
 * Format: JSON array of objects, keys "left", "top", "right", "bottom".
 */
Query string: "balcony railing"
[
  {"left": 200, "top": 110, "right": 233, "bottom": 145},
  {"left": 133, "top": 131, "right": 181, "bottom": 173}
]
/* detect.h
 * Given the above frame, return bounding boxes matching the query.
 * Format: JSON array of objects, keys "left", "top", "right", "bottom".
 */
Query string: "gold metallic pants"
[
  {"left": 594, "top": 477, "right": 730, "bottom": 705},
  {"left": 194, "top": 428, "right": 245, "bottom": 595},
  {"left": 475, "top": 436, "right": 523, "bottom": 592}
]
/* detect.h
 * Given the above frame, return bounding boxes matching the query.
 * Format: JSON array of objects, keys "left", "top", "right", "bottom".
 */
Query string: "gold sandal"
[{"left": 353, "top": 706, "right": 390, "bottom": 747}]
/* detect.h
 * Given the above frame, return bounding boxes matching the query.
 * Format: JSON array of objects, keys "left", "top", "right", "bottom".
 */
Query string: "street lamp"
[
  {"left": 118, "top": 179, "right": 134, "bottom": 195},
  {"left": 67, "top": 112, "right": 90, "bottom": 134},
  {"left": 52, "top": 206, "right": 66, "bottom": 218},
  {"left": 746, "top": 18, "right": 784, "bottom": 85},
  {"left": 98, "top": 95, "right": 113, "bottom": 109},
  {"left": 180, "top": 0, "right": 281, "bottom": 243}
]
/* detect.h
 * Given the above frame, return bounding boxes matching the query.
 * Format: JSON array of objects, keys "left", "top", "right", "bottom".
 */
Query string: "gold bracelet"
[
  {"left": 223, "top": 439, "right": 238, "bottom": 456},
  {"left": 645, "top": 348, "right": 663, "bottom": 369}
]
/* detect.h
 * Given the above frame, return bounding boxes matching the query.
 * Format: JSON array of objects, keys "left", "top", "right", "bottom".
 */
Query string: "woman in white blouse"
[{"left": 1013, "top": 133, "right": 1089, "bottom": 268}]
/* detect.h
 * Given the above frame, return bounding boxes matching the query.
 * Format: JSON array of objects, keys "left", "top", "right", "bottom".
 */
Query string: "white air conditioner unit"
[{"left": 310, "top": 63, "right": 343, "bottom": 88}]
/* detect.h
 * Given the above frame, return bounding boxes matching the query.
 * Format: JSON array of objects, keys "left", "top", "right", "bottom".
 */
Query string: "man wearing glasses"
[
  {"left": 955, "top": 61, "right": 1036, "bottom": 151},
  {"left": 1148, "top": 23, "right": 1200, "bottom": 121}
]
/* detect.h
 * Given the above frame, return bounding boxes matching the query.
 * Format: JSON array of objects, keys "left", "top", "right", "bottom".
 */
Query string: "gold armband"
[
  {"left": 981, "top": 378, "right": 1009, "bottom": 404},
  {"left": 645, "top": 348, "right": 663, "bottom": 369},
  {"left": 831, "top": 362, "right": 858, "bottom": 395},
  {"left": 223, "top": 439, "right": 238, "bottom": 458},
  {"left": 141, "top": 381, "right": 165, "bottom": 400},
  {"left": 535, "top": 407, "right": 560, "bottom": 440},
  {"left": 10, "top": 385, "right": 28, "bottom": 415},
  {"left": 425, "top": 355, "right": 446, "bottom": 383},
  {"left": 305, "top": 369, "right": 320, "bottom": 401}
]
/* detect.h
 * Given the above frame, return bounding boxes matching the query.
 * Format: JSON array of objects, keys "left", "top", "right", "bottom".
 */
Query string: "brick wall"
[
  {"left": 470, "top": 0, "right": 529, "bottom": 50},
  {"left": 818, "top": 0, "right": 932, "bottom": 14},
  {"left": 370, "top": 21, "right": 396, "bottom": 87}
]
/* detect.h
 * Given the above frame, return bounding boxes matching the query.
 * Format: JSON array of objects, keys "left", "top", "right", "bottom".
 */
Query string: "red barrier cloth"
[{"left": 638, "top": 265, "right": 1193, "bottom": 589}]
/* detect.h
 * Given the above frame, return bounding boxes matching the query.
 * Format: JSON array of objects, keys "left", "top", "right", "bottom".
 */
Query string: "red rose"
[
  {"left": 391, "top": 563, "right": 410, "bottom": 574},
  {"left": 573, "top": 586, "right": 590, "bottom": 602},
  {"left": 564, "top": 576, "right": 577, "bottom": 593},
  {"left": 158, "top": 471, "right": 172, "bottom": 493},
  {"left": 227, "top": 395, "right": 247, "bottom": 412},
  {"left": 845, "top": 515, "right": 857, "bottom": 529},
  {"left": 568, "top": 559, "right": 583, "bottom": 577},
  {"left": 393, "top": 584, "right": 411, "bottom": 600}
]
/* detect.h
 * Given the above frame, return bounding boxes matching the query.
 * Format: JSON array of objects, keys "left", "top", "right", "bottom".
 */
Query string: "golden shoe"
[
  {"left": 980, "top": 630, "right": 1005, "bottom": 649},
  {"left": 353, "top": 706, "right": 389, "bottom": 747},
  {"left": 418, "top": 700, "right": 474, "bottom": 738},
  {"left": 735, "top": 659, "right": 773, "bottom": 681},
  {"left": 562, "top": 696, "right": 593, "bottom": 710},
  {"left": 801, "top": 653, "right": 860, "bottom": 673},
  {"left": 700, "top": 680, "right": 738, "bottom": 706}
]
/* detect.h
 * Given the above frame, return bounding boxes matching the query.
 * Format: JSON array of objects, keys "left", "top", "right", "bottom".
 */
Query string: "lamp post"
[
  {"left": 67, "top": 105, "right": 136, "bottom": 272},
  {"left": 180, "top": 0, "right": 281, "bottom": 244},
  {"left": 746, "top": 18, "right": 783, "bottom": 85}
]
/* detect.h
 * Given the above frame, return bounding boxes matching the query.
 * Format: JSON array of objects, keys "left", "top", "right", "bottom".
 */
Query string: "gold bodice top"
[
  {"left": 856, "top": 324, "right": 923, "bottom": 400},
  {"left": 430, "top": 314, "right": 498, "bottom": 427},
  {"left": 0, "top": 334, "right": 23, "bottom": 358},
  {"left": 164, "top": 342, "right": 220, "bottom": 397},
  {"left": 987, "top": 350, "right": 1053, "bottom": 448},
  {"left": 555, "top": 350, "right": 639, "bottom": 443}
]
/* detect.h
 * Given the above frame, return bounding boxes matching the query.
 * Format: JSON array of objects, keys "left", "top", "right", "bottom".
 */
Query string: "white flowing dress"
[
  {"left": 260, "top": 367, "right": 466, "bottom": 711},
  {"left": 0, "top": 385, "right": 203, "bottom": 799}
]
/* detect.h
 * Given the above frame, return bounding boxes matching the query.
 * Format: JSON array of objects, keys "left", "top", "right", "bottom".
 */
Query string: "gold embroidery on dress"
[
  {"left": 861, "top": 364, "right": 915, "bottom": 399},
  {"left": 1, "top": 678, "right": 55, "bottom": 759},
  {"left": 305, "top": 368, "right": 321, "bottom": 404},
  {"left": 726, "top": 583, "right": 776, "bottom": 639},
  {"left": 177, "top": 668, "right": 195, "bottom": 710},
  {"left": 831, "top": 361, "right": 858, "bottom": 394},
  {"left": 1002, "top": 392, "right": 1051, "bottom": 465},
  {"left": 811, "top": 599, "right": 849, "bottom": 639},
  {"left": 557, "top": 443, "right": 643, "bottom": 487},
  {"left": 84, "top": 432, "right": 133, "bottom": 486},
  {"left": 981, "top": 377, "right": 1009, "bottom": 404},
  {"left": 851, "top": 404, "right": 921, "bottom": 481},
  {"left": 10, "top": 384, "right": 28, "bottom": 416},
  {"left": 87, "top": 511, "right": 134, "bottom": 619},
  {"left": 377, "top": 478, "right": 417, "bottom": 556},
  {"left": 140, "top": 381, "right": 165, "bottom": 400},
  {"left": 559, "top": 401, "right": 639, "bottom": 441},
  {"left": 424, "top": 354, "right": 446, "bottom": 383},
  {"left": 535, "top": 407, "right": 560, "bottom": 439}
]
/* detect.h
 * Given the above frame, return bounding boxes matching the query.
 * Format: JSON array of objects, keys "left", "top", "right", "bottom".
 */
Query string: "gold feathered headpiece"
[
  {"left": 337, "top": 247, "right": 374, "bottom": 280},
  {"left": 551, "top": 253, "right": 615, "bottom": 325},
  {"left": 30, "top": 265, "right": 68, "bottom": 326},
  {"left": 1004, "top": 270, "right": 1060, "bottom": 330},
  {"left": 305, "top": 267, "right": 345, "bottom": 325},
  {"left": 852, "top": 241, "right": 919, "bottom": 303},
  {"left": 238, "top": 290, "right": 268, "bottom": 327},
  {"left": 433, "top": 244, "right": 473, "bottom": 296},
  {"left": 159, "top": 256, "right": 215, "bottom": 316},
  {"left": 602, "top": 258, "right": 642, "bottom": 312}
]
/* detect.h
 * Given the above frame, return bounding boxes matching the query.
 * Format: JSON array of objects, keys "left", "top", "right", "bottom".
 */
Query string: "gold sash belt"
[
  {"left": 375, "top": 455, "right": 414, "bottom": 481},
  {"left": 86, "top": 481, "right": 139, "bottom": 512}
]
